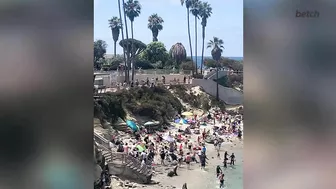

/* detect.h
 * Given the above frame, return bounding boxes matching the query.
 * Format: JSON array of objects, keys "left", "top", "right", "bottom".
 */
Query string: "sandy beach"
[{"left": 109, "top": 120, "right": 243, "bottom": 189}]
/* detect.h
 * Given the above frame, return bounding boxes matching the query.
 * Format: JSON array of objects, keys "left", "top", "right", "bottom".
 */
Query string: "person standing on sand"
[
  {"left": 216, "top": 165, "right": 222, "bottom": 177},
  {"left": 223, "top": 151, "right": 229, "bottom": 168},
  {"left": 191, "top": 151, "right": 198, "bottom": 163},
  {"left": 199, "top": 152, "right": 208, "bottom": 169},
  {"left": 160, "top": 149, "right": 165, "bottom": 165},
  {"left": 202, "top": 145, "right": 206, "bottom": 154},
  {"left": 230, "top": 153, "right": 236, "bottom": 165},
  {"left": 219, "top": 172, "right": 225, "bottom": 188},
  {"left": 185, "top": 152, "right": 191, "bottom": 169}
]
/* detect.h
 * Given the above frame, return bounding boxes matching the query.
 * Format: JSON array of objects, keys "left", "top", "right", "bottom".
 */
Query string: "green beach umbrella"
[{"left": 136, "top": 145, "right": 146, "bottom": 152}]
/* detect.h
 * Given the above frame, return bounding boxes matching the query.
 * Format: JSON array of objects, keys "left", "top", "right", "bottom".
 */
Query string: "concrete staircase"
[{"left": 94, "top": 132, "right": 152, "bottom": 183}]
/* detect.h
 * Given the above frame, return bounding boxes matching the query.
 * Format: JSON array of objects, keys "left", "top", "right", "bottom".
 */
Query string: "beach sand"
[
  {"left": 109, "top": 122, "right": 243, "bottom": 189},
  {"left": 150, "top": 141, "right": 243, "bottom": 189}
]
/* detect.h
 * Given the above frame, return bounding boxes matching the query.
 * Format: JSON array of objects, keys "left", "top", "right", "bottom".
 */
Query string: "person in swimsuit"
[{"left": 185, "top": 152, "right": 192, "bottom": 169}]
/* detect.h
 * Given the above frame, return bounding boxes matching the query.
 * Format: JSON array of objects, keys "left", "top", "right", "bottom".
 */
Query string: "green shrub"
[
  {"left": 134, "top": 58, "right": 155, "bottom": 69},
  {"left": 113, "top": 86, "right": 184, "bottom": 124},
  {"left": 180, "top": 61, "right": 194, "bottom": 70}
]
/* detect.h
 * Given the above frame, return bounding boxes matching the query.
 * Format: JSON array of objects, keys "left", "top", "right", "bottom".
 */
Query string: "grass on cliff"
[{"left": 94, "top": 86, "right": 184, "bottom": 125}]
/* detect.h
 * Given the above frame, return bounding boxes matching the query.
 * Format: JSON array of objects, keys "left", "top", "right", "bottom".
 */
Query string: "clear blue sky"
[{"left": 94, "top": 0, "right": 243, "bottom": 57}]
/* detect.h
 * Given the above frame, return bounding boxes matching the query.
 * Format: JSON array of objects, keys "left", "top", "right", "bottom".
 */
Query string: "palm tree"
[
  {"left": 190, "top": 0, "right": 201, "bottom": 75},
  {"left": 169, "top": 43, "right": 187, "bottom": 66},
  {"left": 180, "top": 0, "right": 194, "bottom": 75},
  {"left": 199, "top": 2, "right": 212, "bottom": 75},
  {"left": 118, "top": 0, "right": 129, "bottom": 81},
  {"left": 207, "top": 37, "right": 224, "bottom": 100},
  {"left": 124, "top": 0, "right": 141, "bottom": 39},
  {"left": 148, "top": 14, "right": 164, "bottom": 42},
  {"left": 108, "top": 17, "right": 122, "bottom": 57},
  {"left": 124, "top": 0, "right": 141, "bottom": 81}
]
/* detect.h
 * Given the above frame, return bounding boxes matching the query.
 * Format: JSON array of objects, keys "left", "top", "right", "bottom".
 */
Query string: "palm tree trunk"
[
  {"left": 122, "top": 0, "right": 130, "bottom": 82},
  {"left": 131, "top": 21, "right": 135, "bottom": 81},
  {"left": 216, "top": 60, "right": 219, "bottom": 100},
  {"left": 201, "top": 26, "right": 205, "bottom": 75},
  {"left": 131, "top": 22, "right": 134, "bottom": 39},
  {"left": 114, "top": 40, "right": 117, "bottom": 57},
  {"left": 118, "top": 0, "right": 127, "bottom": 80},
  {"left": 194, "top": 16, "right": 198, "bottom": 75},
  {"left": 187, "top": 8, "right": 194, "bottom": 76}
]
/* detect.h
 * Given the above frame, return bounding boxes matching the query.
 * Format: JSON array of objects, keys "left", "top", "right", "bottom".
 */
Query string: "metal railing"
[
  {"left": 125, "top": 154, "right": 152, "bottom": 175},
  {"left": 93, "top": 132, "right": 152, "bottom": 176},
  {"left": 94, "top": 69, "right": 192, "bottom": 76}
]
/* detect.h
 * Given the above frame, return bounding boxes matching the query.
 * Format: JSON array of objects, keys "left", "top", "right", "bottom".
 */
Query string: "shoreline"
[{"left": 138, "top": 128, "right": 243, "bottom": 189}]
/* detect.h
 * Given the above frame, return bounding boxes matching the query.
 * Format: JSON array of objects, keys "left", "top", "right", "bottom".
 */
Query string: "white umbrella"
[
  {"left": 144, "top": 121, "right": 156, "bottom": 126},
  {"left": 163, "top": 135, "right": 175, "bottom": 142}
]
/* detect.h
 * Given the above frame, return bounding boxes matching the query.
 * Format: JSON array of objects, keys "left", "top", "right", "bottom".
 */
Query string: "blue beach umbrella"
[{"left": 126, "top": 120, "right": 138, "bottom": 131}]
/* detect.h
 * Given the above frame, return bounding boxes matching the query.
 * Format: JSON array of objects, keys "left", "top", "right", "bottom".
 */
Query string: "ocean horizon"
[{"left": 191, "top": 56, "right": 243, "bottom": 68}]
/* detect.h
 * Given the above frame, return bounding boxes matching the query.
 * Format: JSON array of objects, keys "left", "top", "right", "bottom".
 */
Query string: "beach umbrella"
[
  {"left": 163, "top": 135, "right": 175, "bottom": 142},
  {"left": 144, "top": 121, "right": 156, "bottom": 126},
  {"left": 179, "top": 119, "right": 184, "bottom": 124},
  {"left": 179, "top": 119, "right": 188, "bottom": 124},
  {"left": 136, "top": 145, "right": 146, "bottom": 152},
  {"left": 126, "top": 120, "right": 138, "bottom": 131},
  {"left": 181, "top": 112, "right": 193, "bottom": 116}
]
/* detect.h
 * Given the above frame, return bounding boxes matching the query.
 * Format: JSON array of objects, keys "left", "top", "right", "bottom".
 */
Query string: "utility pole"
[{"left": 216, "top": 60, "right": 219, "bottom": 100}]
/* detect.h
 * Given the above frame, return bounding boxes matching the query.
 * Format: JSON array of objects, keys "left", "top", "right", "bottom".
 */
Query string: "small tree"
[
  {"left": 94, "top": 40, "right": 107, "bottom": 70},
  {"left": 119, "top": 39, "right": 147, "bottom": 80},
  {"left": 140, "top": 42, "right": 169, "bottom": 67}
]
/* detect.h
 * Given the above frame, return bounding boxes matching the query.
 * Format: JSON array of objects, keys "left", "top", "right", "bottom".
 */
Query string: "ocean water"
[
  {"left": 205, "top": 147, "right": 243, "bottom": 189},
  {"left": 191, "top": 56, "right": 243, "bottom": 68}
]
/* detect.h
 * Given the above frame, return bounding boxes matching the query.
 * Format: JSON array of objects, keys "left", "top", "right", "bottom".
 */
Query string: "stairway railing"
[
  {"left": 125, "top": 154, "right": 152, "bottom": 176},
  {"left": 93, "top": 132, "right": 152, "bottom": 177}
]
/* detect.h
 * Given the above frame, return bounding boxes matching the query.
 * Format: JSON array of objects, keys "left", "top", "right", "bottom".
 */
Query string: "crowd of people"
[
  {"left": 109, "top": 129, "right": 211, "bottom": 171},
  {"left": 103, "top": 108, "right": 242, "bottom": 189},
  {"left": 113, "top": 75, "right": 193, "bottom": 89}
]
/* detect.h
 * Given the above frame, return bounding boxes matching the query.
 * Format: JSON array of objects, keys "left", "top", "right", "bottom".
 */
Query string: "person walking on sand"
[
  {"left": 185, "top": 152, "right": 192, "bottom": 169},
  {"left": 219, "top": 172, "right": 225, "bottom": 188},
  {"left": 200, "top": 152, "right": 208, "bottom": 170},
  {"left": 202, "top": 145, "right": 206, "bottom": 154},
  {"left": 230, "top": 153, "right": 236, "bottom": 165},
  {"left": 160, "top": 149, "right": 166, "bottom": 165},
  {"left": 216, "top": 165, "right": 222, "bottom": 177}
]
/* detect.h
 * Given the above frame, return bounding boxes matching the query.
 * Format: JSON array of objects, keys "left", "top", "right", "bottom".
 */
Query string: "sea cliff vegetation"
[{"left": 94, "top": 85, "right": 227, "bottom": 126}]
